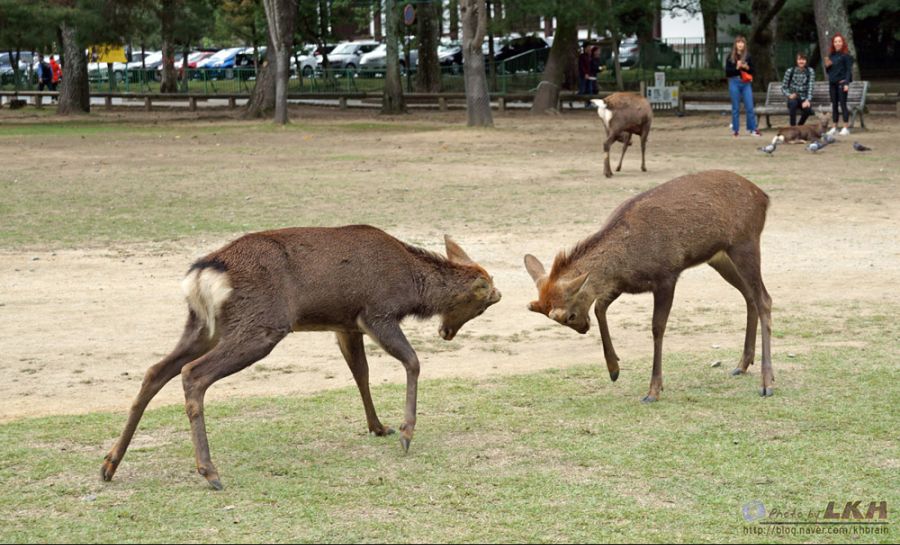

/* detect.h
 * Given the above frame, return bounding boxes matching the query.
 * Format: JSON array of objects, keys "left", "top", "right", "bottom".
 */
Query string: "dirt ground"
[{"left": 1, "top": 105, "right": 898, "bottom": 422}]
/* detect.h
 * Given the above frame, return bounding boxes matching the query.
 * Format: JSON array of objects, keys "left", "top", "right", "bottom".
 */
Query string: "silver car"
[
  {"left": 317, "top": 40, "right": 380, "bottom": 72},
  {"left": 359, "top": 43, "right": 418, "bottom": 73}
]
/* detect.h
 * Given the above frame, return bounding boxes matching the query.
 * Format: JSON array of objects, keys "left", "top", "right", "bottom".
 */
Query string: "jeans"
[
  {"left": 728, "top": 77, "right": 757, "bottom": 132},
  {"left": 829, "top": 82, "right": 849, "bottom": 123},
  {"left": 787, "top": 97, "right": 811, "bottom": 126}
]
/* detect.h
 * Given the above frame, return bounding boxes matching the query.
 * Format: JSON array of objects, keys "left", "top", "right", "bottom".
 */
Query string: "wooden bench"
[{"left": 756, "top": 80, "right": 869, "bottom": 129}]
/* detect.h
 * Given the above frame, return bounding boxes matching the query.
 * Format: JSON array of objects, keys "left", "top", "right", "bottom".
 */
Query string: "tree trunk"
[
  {"left": 244, "top": 35, "right": 276, "bottom": 118},
  {"left": 57, "top": 23, "right": 90, "bottom": 115},
  {"left": 382, "top": 0, "right": 406, "bottom": 114},
  {"left": 461, "top": 0, "right": 492, "bottom": 126},
  {"left": 530, "top": 16, "right": 577, "bottom": 114},
  {"left": 415, "top": 0, "right": 441, "bottom": 92},
  {"left": 813, "top": 0, "right": 861, "bottom": 81},
  {"left": 449, "top": 0, "right": 459, "bottom": 40},
  {"left": 749, "top": 0, "right": 787, "bottom": 91},
  {"left": 700, "top": 0, "right": 719, "bottom": 69},
  {"left": 605, "top": 0, "right": 625, "bottom": 91},
  {"left": 486, "top": 0, "right": 496, "bottom": 92},
  {"left": 262, "top": 0, "right": 297, "bottom": 124},
  {"left": 180, "top": 44, "right": 190, "bottom": 93},
  {"left": 159, "top": 0, "right": 177, "bottom": 93}
]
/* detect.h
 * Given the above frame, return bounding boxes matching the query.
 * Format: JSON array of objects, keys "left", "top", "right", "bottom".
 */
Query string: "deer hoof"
[
  {"left": 100, "top": 455, "right": 118, "bottom": 482},
  {"left": 372, "top": 426, "right": 395, "bottom": 437},
  {"left": 641, "top": 395, "right": 658, "bottom": 403},
  {"left": 609, "top": 370, "right": 619, "bottom": 382},
  {"left": 759, "top": 387, "right": 774, "bottom": 397},
  {"left": 730, "top": 368, "right": 747, "bottom": 376},
  {"left": 208, "top": 479, "right": 224, "bottom": 491},
  {"left": 400, "top": 436, "right": 411, "bottom": 453}
]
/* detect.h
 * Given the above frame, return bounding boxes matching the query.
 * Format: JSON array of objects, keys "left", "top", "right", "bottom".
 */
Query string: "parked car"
[
  {"left": 318, "top": 40, "right": 380, "bottom": 72},
  {"left": 438, "top": 43, "right": 463, "bottom": 73},
  {"left": 359, "top": 43, "right": 418, "bottom": 74},
  {"left": 614, "top": 37, "right": 681, "bottom": 68},
  {"left": 196, "top": 47, "right": 244, "bottom": 78},
  {"left": 292, "top": 44, "right": 319, "bottom": 77},
  {"left": 491, "top": 35, "right": 550, "bottom": 63}
]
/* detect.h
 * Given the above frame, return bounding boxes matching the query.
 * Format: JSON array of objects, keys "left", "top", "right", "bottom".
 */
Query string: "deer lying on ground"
[
  {"left": 772, "top": 109, "right": 830, "bottom": 144},
  {"left": 101, "top": 226, "right": 501, "bottom": 490},
  {"left": 524, "top": 170, "right": 773, "bottom": 402},
  {"left": 591, "top": 93, "right": 653, "bottom": 178}
]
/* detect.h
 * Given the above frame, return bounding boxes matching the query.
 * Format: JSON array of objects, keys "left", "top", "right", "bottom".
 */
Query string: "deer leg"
[
  {"left": 616, "top": 134, "right": 632, "bottom": 172},
  {"left": 603, "top": 133, "right": 617, "bottom": 178},
  {"left": 102, "top": 312, "right": 213, "bottom": 482},
  {"left": 357, "top": 317, "right": 419, "bottom": 453},
  {"left": 181, "top": 327, "right": 287, "bottom": 490},
  {"left": 644, "top": 281, "right": 676, "bottom": 403},
  {"left": 727, "top": 242, "right": 774, "bottom": 397},
  {"left": 707, "top": 252, "right": 758, "bottom": 375},
  {"left": 594, "top": 295, "right": 622, "bottom": 381},
  {"left": 336, "top": 331, "right": 393, "bottom": 437},
  {"left": 640, "top": 126, "right": 650, "bottom": 172}
]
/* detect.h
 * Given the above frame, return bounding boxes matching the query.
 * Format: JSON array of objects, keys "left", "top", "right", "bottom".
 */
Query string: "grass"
[{"left": 0, "top": 311, "right": 896, "bottom": 543}]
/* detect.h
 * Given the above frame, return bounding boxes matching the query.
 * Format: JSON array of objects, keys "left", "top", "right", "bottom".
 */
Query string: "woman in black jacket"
[
  {"left": 725, "top": 36, "right": 760, "bottom": 137},
  {"left": 825, "top": 33, "right": 854, "bottom": 136}
]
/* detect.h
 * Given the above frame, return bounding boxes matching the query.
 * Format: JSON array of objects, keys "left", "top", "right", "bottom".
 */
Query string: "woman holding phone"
[{"left": 725, "top": 36, "right": 760, "bottom": 137}]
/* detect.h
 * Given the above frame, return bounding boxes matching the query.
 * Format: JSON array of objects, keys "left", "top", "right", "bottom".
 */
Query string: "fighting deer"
[
  {"left": 591, "top": 93, "right": 653, "bottom": 178},
  {"left": 524, "top": 170, "right": 773, "bottom": 402},
  {"left": 101, "top": 225, "right": 501, "bottom": 490},
  {"left": 773, "top": 109, "right": 830, "bottom": 144}
]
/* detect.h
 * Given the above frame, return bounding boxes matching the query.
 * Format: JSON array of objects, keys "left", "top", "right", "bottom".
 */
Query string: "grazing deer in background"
[
  {"left": 773, "top": 109, "right": 830, "bottom": 144},
  {"left": 591, "top": 93, "right": 653, "bottom": 178},
  {"left": 524, "top": 170, "right": 773, "bottom": 402},
  {"left": 101, "top": 226, "right": 501, "bottom": 490}
]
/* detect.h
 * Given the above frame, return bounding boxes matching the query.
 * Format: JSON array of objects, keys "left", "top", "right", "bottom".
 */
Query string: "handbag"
[{"left": 740, "top": 70, "right": 753, "bottom": 83}]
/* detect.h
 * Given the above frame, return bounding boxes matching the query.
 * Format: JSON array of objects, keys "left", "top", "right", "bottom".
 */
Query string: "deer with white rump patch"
[
  {"left": 591, "top": 93, "right": 653, "bottom": 178},
  {"left": 101, "top": 225, "right": 501, "bottom": 490},
  {"left": 524, "top": 170, "right": 773, "bottom": 402}
]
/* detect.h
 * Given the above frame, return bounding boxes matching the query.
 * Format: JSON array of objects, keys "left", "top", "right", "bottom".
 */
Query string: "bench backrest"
[{"left": 765, "top": 80, "right": 868, "bottom": 108}]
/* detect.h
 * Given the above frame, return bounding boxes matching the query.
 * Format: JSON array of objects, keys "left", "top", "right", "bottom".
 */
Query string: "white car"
[{"left": 317, "top": 40, "right": 380, "bottom": 71}]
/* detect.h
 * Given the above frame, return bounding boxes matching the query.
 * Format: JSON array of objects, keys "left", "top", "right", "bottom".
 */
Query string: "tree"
[
  {"left": 460, "top": 0, "right": 492, "bottom": 126},
  {"left": 813, "top": 0, "right": 860, "bottom": 81},
  {"left": 530, "top": 14, "right": 577, "bottom": 113},
  {"left": 260, "top": 0, "right": 296, "bottom": 124},
  {"left": 382, "top": 0, "right": 406, "bottom": 114},
  {"left": 0, "top": 1, "right": 58, "bottom": 94},
  {"left": 244, "top": 33, "right": 276, "bottom": 118},
  {"left": 415, "top": 0, "right": 441, "bottom": 93},
  {"left": 748, "top": 0, "right": 787, "bottom": 90}
]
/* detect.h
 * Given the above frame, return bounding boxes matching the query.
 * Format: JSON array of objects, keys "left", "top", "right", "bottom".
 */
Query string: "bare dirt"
[{"left": 1, "top": 105, "right": 898, "bottom": 422}]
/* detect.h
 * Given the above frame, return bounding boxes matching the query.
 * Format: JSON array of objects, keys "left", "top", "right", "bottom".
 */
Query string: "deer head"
[
  {"left": 524, "top": 254, "right": 593, "bottom": 334},
  {"left": 438, "top": 236, "right": 501, "bottom": 340}
]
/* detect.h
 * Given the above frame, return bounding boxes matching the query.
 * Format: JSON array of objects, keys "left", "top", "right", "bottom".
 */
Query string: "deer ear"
[
  {"left": 524, "top": 254, "right": 547, "bottom": 284},
  {"left": 445, "top": 235, "right": 474, "bottom": 265},
  {"left": 565, "top": 272, "right": 591, "bottom": 296}
]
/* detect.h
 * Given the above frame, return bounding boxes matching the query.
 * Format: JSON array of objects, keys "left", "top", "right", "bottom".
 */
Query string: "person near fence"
[
  {"left": 588, "top": 46, "right": 602, "bottom": 96},
  {"left": 578, "top": 43, "right": 593, "bottom": 108},
  {"left": 49, "top": 56, "right": 62, "bottom": 92},
  {"left": 725, "top": 36, "right": 760, "bottom": 137},
  {"left": 36, "top": 54, "right": 52, "bottom": 92},
  {"left": 782, "top": 52, "right": 815, "bottom": 126},
  {"left": 824, "top": 33, "right": 853, "bottom": 136}
]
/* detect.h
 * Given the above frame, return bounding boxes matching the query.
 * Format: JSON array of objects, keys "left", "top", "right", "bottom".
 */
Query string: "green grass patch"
[{"left": 1, "top": 313, "right": 896, "bottom": 543}]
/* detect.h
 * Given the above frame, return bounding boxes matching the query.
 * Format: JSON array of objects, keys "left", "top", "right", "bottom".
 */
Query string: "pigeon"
[
  {"left": 807, "top": 140, "right": 826, "bottom": 153},
  {"left": 823, "top": 133, "right": 837, "bottom": 145},
  {"left": 758, "top": 142, "right": 777, "bottom": 155},
  {"left": 853, "top": 141, "right": 872, "bottom": 152}
]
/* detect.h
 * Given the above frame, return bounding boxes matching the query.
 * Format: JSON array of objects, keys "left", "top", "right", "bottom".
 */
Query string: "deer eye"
[{"left": 567, "top": 313, "right": 577, "bottom": 323}]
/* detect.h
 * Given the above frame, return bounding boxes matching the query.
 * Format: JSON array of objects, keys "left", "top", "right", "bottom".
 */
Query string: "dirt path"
[{"left": 1, "top": 108, "right": 898, "bottom": 421}]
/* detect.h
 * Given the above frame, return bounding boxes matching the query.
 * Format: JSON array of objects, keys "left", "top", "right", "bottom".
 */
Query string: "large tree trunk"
[
  {"left": 262, "top": 0, "right": 297, "bottom": 124},
  {"left": 415, "top": 0, "right": 441, "bottom": 93},
  {"left": 245, "top": 35, "right": 276, "bottom": 118},
  {"left": 180, "top": 43, "right": 190, "bottom": 93},
  {"left": 530, "top": 16, "right": 577, "bottom": 114},
  {"left": 813, "top": 0, "right": 861, "bottom": 81},
  {"left": 700, "top": 0, "right": 720, "bottom": 69},
  {"left": 606, "top": 0, "right": 625, "bottom": 91},
  {"left": 449, "top": 0, "right": 459, "bottom": 40},
  {"left": 159, "top": 0, "right": 177, "bottom": 93},
  {"left": 382, "top": 0, "right": 406, "bottom": 114},
  {"left": 461, "top": 0, "right": 492, "bottom": 126},
  {"left": 57, "top": 23, "right": 90, "bottom": 115},
  {"left": 749, "top": 0, "right": 787, "bottom": 91}
]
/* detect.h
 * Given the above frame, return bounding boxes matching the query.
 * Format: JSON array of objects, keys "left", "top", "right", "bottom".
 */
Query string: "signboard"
[
  {"left": 654, "top": 71, "right": 666, "bottom": 88},
  {"left": 403, "top": 4, "right": 416, "bottom": 26},
  {"left": 646, "top": 85, "right": 680, "bottom": 109},
  {"left": 92, "top": 44, "right": 127, "bottom": 64}
]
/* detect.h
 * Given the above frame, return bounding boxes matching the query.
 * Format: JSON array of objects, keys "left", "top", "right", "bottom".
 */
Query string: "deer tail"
[{"left": 181, "top": 265, "right": 233, "bottom": 339}]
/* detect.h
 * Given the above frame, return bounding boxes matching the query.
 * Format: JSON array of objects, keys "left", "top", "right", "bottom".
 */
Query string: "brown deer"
[
  {"left": 773, "top": 109, "right": 830, "bottom": 144},
  {"left": 101, "top": 225, "right": 501, "bottom": 490},
  {"left": 591, "top": 93, "right": 653, "bottom": 178},
  {"left": 524, "top": 170, "right": 773, "bottom": 402}
]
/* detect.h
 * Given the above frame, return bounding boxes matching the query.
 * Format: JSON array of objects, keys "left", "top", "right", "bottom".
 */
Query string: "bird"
[
  {"left": 823, "top": 133, "right": 837, "bottom": 145},
  {"left": 853, "top": 141, "right": 872, "bottom": 152},
  {"left": 807, "top": 140, "right": 826, "bottom": 153},
  {"left": 758, "top": 142, "right": 777, "bottom": 155}
]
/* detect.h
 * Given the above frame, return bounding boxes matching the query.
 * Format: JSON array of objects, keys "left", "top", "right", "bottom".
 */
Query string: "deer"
[
  {"left": 591, "top": 93, "right": 653, "bottom": 178},
  {"left": 773, "top": 109, "right": 830, "bottom": 144},
  {"left": 100, "top": 225, "right": 501, "bottom": 490},
  {"left": 523, "top": 170, "right": 773, "bottom": 402}
]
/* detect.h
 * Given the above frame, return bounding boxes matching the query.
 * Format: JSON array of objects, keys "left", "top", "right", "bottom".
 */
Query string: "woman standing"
[
  {"left": 825, "top": 33, "right": 853, "bottom": 136},
  {"left": 725, "top": 36, "right": 760, "bottom": 137}
]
